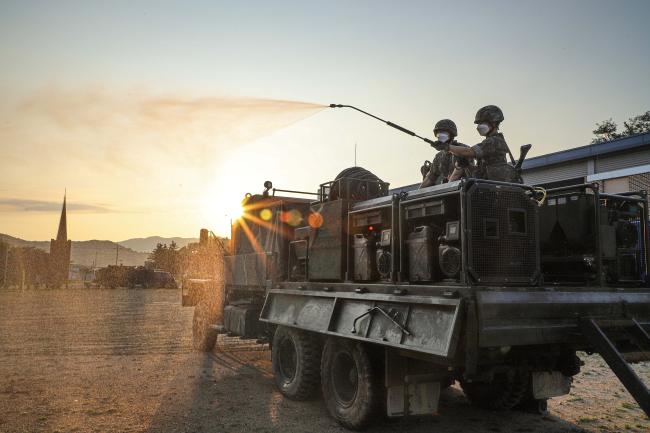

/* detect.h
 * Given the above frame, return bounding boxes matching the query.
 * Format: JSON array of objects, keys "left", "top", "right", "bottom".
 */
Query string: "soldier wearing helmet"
[
  {"left": 420, "top": 119, "right": 473, "bottom": 188},
  {"left": 439, "top": 105, "right": 520, "bottom": 183}
]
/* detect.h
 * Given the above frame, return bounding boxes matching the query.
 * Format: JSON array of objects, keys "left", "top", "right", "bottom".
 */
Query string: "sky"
[{"left": 1, "top": 0, "right": 649, "bottom": 241}]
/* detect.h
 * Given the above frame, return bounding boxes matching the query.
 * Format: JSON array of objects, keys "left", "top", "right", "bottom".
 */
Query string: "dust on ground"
[{"left": 0, "top": 289, "right": 648, "bottom": 433}]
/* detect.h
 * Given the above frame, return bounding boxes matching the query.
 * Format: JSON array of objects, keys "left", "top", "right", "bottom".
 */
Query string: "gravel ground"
[{"left": 0, "top": 289, "right": 648, "bottom": 433}]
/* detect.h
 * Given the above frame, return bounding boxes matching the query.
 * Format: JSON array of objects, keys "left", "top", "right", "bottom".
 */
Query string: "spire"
[{"left": 56, "top": 190, "right": 67, "bottom": 242}]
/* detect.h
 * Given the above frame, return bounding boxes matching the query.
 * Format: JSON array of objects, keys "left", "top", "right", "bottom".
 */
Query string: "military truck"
[{"left": 190, "top": 167, "right": 650, "bottom": 430}]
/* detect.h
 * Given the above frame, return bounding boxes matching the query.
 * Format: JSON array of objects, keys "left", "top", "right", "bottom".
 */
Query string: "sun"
[
  {"left": 227, "top": 198, "right": 244, "bottom": 220},
  {"left": 200, "top": 189, "right": 247, "bottom": 237}
]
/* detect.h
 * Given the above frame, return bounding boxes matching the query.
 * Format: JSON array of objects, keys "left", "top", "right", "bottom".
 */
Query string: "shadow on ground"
[{"left": 144, "top": 346, "right": 590, "bottom": 433}]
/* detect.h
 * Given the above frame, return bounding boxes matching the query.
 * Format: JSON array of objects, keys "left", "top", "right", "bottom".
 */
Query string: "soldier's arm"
[
  {"left": 419, "top": 153, "right": 442, "bottom": 188},
  {"left": 420, "top": 165, "right": 438, "bottom": 187},
  {"left": 420, "top": 175, "right": 435, "bottom": 188},
  {"left": 448, "top": 166, "right": 464, "bottom": 181},
  {"left": 468, "top": 136, "right": 499, "bottom": 160},
  {"left": 448, "top": 143, "right": 476, "bottom": 158}
]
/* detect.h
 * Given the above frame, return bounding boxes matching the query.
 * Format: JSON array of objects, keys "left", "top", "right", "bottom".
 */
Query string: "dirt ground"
[{"left": 0, "top": 289, "right": 648, "bottom": 433}]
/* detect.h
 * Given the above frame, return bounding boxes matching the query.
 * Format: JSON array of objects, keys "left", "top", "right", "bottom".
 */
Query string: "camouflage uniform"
[
  {"left": 470, "top": 132, "right": 517, "bottom": 182},
  {"left": 424, "top": 141, "right": 471, "bottom": 185},
  {"left": 471, "top": 105, "right": 521, "bottom": 183}
]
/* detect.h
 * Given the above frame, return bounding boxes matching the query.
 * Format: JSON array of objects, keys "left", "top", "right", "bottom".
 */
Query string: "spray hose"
[
  {"left": 331, "top": 104, "right": 534, "bottom": 173},
  {"left": 330, "top": 104, "right": 437, "bottom": 147}
]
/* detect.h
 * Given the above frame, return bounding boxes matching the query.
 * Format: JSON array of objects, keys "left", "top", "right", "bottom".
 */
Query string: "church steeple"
[
  {"left": 49, "top": 190, "right": 71, "bottom": 288},
  {"left": 56, "top": 191, "right": 67, "bottom": 242}
]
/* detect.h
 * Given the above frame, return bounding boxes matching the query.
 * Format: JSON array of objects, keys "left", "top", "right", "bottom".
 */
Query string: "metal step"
[{"left": 580, "top": 318, "right": 650, "bottom": 416}]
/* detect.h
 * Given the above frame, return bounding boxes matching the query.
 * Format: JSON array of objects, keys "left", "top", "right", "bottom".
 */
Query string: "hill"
[
  {"left": 118, "top": 236, "right": 199, "bottom": 253},
  {"left": 0, "top": 233, "right": 149, "bottom": 267}
]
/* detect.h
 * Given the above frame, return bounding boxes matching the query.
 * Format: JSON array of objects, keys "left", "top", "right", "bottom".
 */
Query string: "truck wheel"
[
  {"left": 272, "top": 326, "right": 322, "bottom": 400},
  {"left": 321, "top": 338, "right": 383, "bottom": 430},
  {"left": 461, "top": 371, "right": 529, "bottom": 410},
  {"left": 192, "top": 300, "right": 218, "bottom": 352}
]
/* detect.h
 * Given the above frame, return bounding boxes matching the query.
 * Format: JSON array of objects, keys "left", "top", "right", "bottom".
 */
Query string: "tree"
[
  {"left": 3, "top": 247, "right": 49, "bottom": 288},
  {"left": 592, "top": 110, "right": 650, "bottom": 144},
  {"left": 622, "top": 111, "right": 650, "bottom": 136},
  {"left": 148, "top": 242, "right": 181, "bottom": 276}
]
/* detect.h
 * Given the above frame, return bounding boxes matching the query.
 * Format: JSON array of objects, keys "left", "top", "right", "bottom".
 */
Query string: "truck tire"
[
  {"left": 272, "top": 326, "right": 322, "bottom": 400},
  {"left": 321, "top": 338, "right": 383, "bottom": 430},
  {"left": 192, "top": 300, "right": 218, "bottom": 352},
  {"left": 461, "top": 371, "right": 529, "bottom": 410}
]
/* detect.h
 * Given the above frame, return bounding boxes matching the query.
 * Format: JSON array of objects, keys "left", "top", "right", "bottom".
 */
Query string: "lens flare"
[
  {"left": 281, "top": 209, "right": 302, "bottom": 226},
  {"left": 260, "top": 208, "right": 272, "bottom": 221},
  {"left": 308, "top": 212, "right": 324, "bottom": 228}
]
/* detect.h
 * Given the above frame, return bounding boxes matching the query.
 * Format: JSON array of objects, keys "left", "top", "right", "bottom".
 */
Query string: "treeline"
[
  {"left": 0, "top": 235, "right": 229, "bottom": 289},
  {"left": 0, "top": 241, "right": 49, "bottom": 288},
  {"left": 592, "top": 110, "right": 650, "bottom": 144},
  {"left": 93, "top": 235, "right": 227, "bottom": 289},
  {"left": 147, "top": 238, "right": 228, "bottom": 279}
]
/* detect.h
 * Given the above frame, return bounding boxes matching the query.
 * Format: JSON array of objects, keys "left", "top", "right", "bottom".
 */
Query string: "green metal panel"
[
  {"left": 476, "top": 291, "right": 650, "bottom": 347},
  {"left": 260, "top": 290, "right": 462, "bottom": 358}
]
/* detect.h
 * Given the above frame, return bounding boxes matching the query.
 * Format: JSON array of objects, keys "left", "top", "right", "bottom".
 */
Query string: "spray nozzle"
[{"left": 329, "top": 104, "right": 343, "bottom": 108}]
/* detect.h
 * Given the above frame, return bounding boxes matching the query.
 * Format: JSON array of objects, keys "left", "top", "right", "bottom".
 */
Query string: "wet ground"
[{"left": 0, "top": 289, "right": 648, "bottom": 433}]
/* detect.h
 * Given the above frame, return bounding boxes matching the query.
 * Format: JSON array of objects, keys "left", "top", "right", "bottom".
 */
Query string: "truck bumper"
[{"left": 477, "top": 291, "right": 650, "bottom": 349}]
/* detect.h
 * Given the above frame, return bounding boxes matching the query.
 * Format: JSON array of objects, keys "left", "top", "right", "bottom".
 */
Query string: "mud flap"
[
  {"left": 387, "top": 382, "right": 440, "bottom": 417},
  {"left": 531, "top": 371, "right": 571, "bottom": 399},
  {"left": 385, "top": 349, "right": 441, "bottom": 417}
]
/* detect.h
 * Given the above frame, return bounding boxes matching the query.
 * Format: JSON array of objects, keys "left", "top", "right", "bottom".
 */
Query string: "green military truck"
[{"left": 189, "top": 167, "right": 650, "bottom": 430}]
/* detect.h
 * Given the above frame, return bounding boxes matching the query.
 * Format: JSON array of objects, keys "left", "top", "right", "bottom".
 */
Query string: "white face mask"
[
  {"left": 477, "top": 123, "right": 491, "bottom": 136},
  {"left": 436, "top": 132, "right": 450, "bottom": 143}
]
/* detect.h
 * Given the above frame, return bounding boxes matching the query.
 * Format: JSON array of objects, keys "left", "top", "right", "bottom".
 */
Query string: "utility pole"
[
  {"left": 354, "top": 142, "right": 357, "bottom": 166},
  {"left": 115, "top": 244, "right": 119, "bottom": 266}
]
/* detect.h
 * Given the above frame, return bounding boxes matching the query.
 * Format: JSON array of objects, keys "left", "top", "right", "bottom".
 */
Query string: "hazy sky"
[{"left": 1, "top": 0, "right": 649, "bottom": 241}]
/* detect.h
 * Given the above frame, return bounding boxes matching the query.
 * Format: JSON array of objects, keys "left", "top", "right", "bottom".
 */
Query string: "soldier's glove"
[{"left": 432, "top": 140, "right": 449, "bottom": 152}]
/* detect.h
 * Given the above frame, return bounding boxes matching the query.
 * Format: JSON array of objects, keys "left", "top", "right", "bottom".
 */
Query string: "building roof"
[{"left": 522, "top": 132, "right": 650, "bottom": 171}]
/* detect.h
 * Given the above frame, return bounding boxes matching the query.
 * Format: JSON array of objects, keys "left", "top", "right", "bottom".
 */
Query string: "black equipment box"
[{"left": 224, "top": 304, "right": 263, "bottom": 338}]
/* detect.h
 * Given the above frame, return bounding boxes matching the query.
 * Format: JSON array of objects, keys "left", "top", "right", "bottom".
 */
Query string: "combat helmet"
[
  {"left": 474, "top": 105, "right": 504, "bottom": 125},
  {"left": 433, "top": 119, "right": 458, "bottom": 137}
]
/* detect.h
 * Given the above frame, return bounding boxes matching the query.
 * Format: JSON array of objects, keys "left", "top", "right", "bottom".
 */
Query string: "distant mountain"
[
  {"left": 0, "top": 233, "right": 149, "bottom": 267},
  {"left": 118, "top": 236, "right": 199, "bottom": 253}
]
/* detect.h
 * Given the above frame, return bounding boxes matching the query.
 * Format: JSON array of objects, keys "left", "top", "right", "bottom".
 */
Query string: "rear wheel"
[
  {"left": 321, "top": 338, "right": 383, "bottom": 430},
  {"left": 461, "top": 370, "right": 529, "bottom": 410},
  {"left": 271, "top": 326, "right": 322, "bottom": 400}
]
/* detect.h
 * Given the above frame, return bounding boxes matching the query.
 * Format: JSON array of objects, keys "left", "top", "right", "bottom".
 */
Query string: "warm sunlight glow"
[
  {"left": 200, "top": 184, "right": 247, "bottom": 237},
  {"left": 228, "top": 200, "right": 244, "bottom": 220}
]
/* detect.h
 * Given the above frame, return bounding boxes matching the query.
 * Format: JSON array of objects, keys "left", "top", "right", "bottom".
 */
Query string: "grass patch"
[
  {"left": 567, "top": 396, "right": 584, "bottom": 402},
  {"left": 621, "top": 402, "right": 637, "bottom": 410},
  {"left": 578, "top": 417, "right": 598, "bottom": 423}
]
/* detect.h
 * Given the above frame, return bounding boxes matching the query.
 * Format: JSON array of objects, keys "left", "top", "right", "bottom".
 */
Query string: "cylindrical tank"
[{"left": 199, "top": 228, "right": 209, "bottom": 246}]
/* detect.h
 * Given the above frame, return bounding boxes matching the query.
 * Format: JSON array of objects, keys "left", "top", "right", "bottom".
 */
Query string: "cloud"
[{"left": 0, "top": 198, "right": 111, "bottom": 213}]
